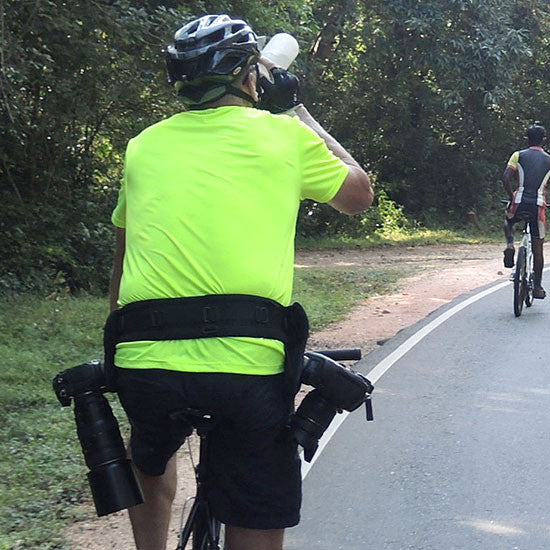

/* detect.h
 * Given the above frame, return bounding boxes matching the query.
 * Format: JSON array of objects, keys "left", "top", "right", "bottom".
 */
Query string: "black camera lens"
[
  {"left": 290, "top": 352, "right": 374, "bottom": 462},
  {"left": 73, "top": 392, "right": 142, "bottom": 515},
  {"left": 302, "top": 352, "right": 372, "bottom": 411},
  {"left": 53, "top": 361, "right": 144, "bottom": 516},
  {"left": 291, "top": 390, "right": 336, "bottom": 462},
  {"left": 87, "top": 458, "right": 143, "bottom": 517},
  {"left": 75, "top": 392, "right": 126, "bottom": 467}
]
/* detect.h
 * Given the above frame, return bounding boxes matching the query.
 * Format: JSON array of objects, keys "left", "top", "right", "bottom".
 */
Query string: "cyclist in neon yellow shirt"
[{"left": 109, "top": 14, "right": 373, "bottom": 550}]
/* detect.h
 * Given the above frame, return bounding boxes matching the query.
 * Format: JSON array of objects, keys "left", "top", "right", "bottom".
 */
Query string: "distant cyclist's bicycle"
[
  {"left": 175, "top": 348, "right": 371, "bottom": 550},
  {"left": 512, "top": 214, "right": 534, "bottom": 317},
  {"left": 502, "top": 200, "right": 535, "bottom": 317}
]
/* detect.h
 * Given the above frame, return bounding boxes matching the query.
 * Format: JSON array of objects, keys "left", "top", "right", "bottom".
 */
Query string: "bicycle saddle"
[
  {"left": 516, "top": 211, "right": 532, "bottom": 222},
  {"left": 169, "top": 408, "right": 218, "bottom": 432}
]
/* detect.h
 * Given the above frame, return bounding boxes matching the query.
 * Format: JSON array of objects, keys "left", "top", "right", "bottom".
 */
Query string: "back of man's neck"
[{"left": 191, "top": 94, "right": 251, "bottom": 111}]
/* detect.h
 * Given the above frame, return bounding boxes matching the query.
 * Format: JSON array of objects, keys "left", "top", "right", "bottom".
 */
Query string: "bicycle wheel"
[{"left": 513, "top": 246, "right": 527, "bottom": 317}]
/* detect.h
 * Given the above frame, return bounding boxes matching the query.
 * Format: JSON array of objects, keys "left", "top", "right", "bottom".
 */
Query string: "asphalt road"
[{"left": 286, "top": 278, "right": 550, "bottom": 550}]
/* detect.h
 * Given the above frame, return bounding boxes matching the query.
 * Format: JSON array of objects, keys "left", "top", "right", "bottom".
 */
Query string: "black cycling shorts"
[
  {"left": 506, "top": 201, "right": 547, "bottom": 239},
  {"left": 115, "top": 368, "right": 301, "bottom": 529}
]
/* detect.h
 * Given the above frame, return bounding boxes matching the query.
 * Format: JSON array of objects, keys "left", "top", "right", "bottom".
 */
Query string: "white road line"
[{"left": 302, "top": 275, "right": 519, "bottom": 479}]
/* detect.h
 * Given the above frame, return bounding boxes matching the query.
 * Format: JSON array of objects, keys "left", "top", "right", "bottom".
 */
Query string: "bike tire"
[{"left": 514, "top": 246, "right": 526, "bottom": 317}]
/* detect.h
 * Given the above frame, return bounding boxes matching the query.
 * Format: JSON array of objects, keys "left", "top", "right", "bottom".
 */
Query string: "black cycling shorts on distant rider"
[
  {"left": 506, "top": 202, "right": 547, "bottom": 239},
  {"left": 115, "top": 368, "right": 302, "bottom": 530}
]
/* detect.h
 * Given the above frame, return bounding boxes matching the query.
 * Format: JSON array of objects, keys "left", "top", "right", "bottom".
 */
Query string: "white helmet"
[{"left": 166, "top": 14, "right": 259, "bottom": 85}]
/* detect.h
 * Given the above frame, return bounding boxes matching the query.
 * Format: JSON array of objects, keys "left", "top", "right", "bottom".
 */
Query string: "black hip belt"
[{"left": 103, "top": 294, "right": 309, "bottom": 395}]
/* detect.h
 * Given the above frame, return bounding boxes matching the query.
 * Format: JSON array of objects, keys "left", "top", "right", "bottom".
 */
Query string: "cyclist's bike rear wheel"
[{"left": 514, "top": 246, "right": 527, "bottom": 317}]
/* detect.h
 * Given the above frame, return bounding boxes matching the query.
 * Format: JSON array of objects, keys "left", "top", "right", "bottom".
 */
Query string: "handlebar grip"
[{"left": 310, "top": 349, "right": 362, "bottom": 361}]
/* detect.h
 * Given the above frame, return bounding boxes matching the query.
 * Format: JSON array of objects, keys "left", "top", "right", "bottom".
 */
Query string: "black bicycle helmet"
[{"left": 166, "top": 14, "right": 260, "bottom": 105}]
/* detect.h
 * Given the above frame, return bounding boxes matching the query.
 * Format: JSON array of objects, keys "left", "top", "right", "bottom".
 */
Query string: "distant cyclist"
[{"left": 502, "top": 124, "right": 550, "bottom": 299}]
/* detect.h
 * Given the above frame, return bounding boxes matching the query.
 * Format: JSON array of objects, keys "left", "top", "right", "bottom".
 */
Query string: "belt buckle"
[{"left": 255, "top": 306, "right": 269, "bottom": 323}]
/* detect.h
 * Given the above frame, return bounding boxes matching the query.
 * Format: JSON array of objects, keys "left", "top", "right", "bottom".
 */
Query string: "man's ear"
[{"left": 243, "top": 66, "right": 259, "bottom": 103}]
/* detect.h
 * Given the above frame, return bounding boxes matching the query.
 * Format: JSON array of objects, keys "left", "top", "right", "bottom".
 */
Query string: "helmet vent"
[{"left": 210, "top": 29, "right": 225, "bottom": 43}]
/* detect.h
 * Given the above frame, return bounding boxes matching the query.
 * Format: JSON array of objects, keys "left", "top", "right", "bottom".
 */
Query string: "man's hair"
[{"left": 527, "top": 124, "right": 546, "bottom": 146}]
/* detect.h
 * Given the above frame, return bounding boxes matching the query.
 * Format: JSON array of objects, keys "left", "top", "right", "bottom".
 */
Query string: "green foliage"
[
  {"left": 2, "top": 0, "right": 550, "bottom": 290},
  {"left": 0, "top": 0, "right": 188, "bottom": 292},
  {"left": 297, "top": 223, "right": 496, "bottom": 251},
  {"left": 372, "top": 190, "right": 409, "bottom": 237},
  {"left": 0, "top": 194, "right": 117, "bottom": 294},
  {"left": 295, "top": 0, "right": 548, "bottom": 233},
  {"left": 297, "top": 189, "right": 410, "bottom": 239}
]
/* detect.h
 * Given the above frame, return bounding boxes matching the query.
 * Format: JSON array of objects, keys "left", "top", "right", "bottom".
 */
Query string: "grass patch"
[
  {"left": 0, "top": 294, "right": 108, "bottom": 550},
  {"left": 293, "top": 266, "right": 410, "bottom": 331},
  {"left": 0, "top": 258, "right": 417, "bottom": 547},
  {"left": 297, "top": 227, "right": 500, "bottom": 250}
]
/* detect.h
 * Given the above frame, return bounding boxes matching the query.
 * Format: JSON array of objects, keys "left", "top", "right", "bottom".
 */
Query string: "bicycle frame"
[
  {"left": 520, "top": 224, "right": 533, "bottom": 281},
  {"left": 176, "top": 412, "right": 223, "bottom": 550}
]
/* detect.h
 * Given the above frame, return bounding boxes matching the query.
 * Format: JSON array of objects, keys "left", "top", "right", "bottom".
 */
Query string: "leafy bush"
[
  {"left": 0, "top": 191, "right": 117, "bottom": 294},
  {"left": 2, "top": 0, "right": 549, "bottom": 292},
  {"left": 297, "top": 189, "right": 410, "bottom": 239}
]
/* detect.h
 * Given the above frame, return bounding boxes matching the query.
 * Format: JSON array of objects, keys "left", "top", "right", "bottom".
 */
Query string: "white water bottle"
[
  {"left": 259, "top": 33, "right": 299, "bottom": 82},
  {"left": 261, "top": 33, "right": 299, "bottom": 70}
]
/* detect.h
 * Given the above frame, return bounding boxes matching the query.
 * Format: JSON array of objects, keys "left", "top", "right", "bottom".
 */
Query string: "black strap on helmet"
[
  {"left": 175, "top": 81, "right": 256, "bottom": 107},
  {"left": 224, "top": 85, "right": 257, "bottom": 106}
]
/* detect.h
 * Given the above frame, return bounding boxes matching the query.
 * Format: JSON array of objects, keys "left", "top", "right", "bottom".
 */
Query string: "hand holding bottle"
[{"left": 257, "top": 33, "right": 301, "bottom": 114}]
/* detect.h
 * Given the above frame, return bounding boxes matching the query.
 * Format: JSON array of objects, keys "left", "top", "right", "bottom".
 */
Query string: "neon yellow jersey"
[
  {"left": 507, "top": 151, "right": 520, "bottom": 170},
  {"left": 112, "top": 105, "right": 348, "bottom": 374}
]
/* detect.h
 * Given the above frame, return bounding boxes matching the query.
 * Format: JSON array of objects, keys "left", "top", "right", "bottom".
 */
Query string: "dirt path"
[
  {"left": 300, "top": 243, "right": 507, "bottom": 353},
  {"left": 65, "top": 242, "right": 509, "bottom": 549}
]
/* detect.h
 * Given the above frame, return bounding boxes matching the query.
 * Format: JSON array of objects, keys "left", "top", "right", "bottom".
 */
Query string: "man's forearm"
[
  {"left": 503, "top": 179, "right": 514, "bottom": 200},
  {"left": 502, "top": 167, "right": 516, "bottom": 200},
  {"left": 294, "top": 104, "right": 362, "bottom": 169},
  {"left": 109, "top": 227, "right": 126, "bottom": 312},
  {"left": 109, "top": 270, "right": 122, "bottom": 312}
]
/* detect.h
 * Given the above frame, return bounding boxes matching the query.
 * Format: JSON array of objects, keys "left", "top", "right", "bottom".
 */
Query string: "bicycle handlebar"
[
  {"left": 309, "top": 348, "right": 362, "bottom": 361},
  {"left": 501, "top": 198, "right": 550, "bottom": 210}
]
